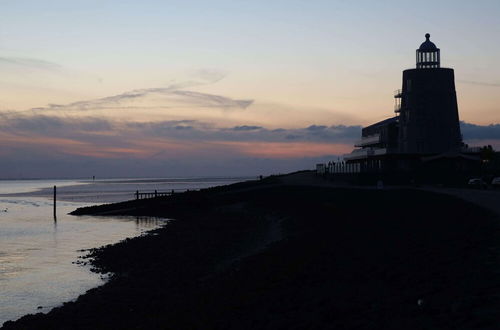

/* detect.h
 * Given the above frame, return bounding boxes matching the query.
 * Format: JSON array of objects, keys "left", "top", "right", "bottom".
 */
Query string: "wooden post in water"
[
  {"left": 136, "top": 190, "right": 139, "bottom": 200},
  {"left": 53, "top": 185, "right": 57, "bottom": 220}
]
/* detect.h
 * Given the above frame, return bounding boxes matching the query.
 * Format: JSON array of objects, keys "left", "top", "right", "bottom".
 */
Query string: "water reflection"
[
  {"left": 0, "top": 177, "right": 237, "bottom": 326},
  {"left": 0, "top": 197, "right": 167, "bottom": 326},
  {"left": 135, "top": 216, "right": 168, "bottom": 229}
]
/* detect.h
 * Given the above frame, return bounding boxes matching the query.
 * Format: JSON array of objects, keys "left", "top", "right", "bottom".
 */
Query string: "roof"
[
  {"left": 363, "top": 116, "right": 398, "bottom": 130},
  {"left": 419, "top": 33, "right": 438, "bottom": 52}
]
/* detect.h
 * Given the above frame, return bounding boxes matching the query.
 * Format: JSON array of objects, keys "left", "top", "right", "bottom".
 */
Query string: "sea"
[{"left": 0, "top": 177, "right": 248, "bottom": 326}]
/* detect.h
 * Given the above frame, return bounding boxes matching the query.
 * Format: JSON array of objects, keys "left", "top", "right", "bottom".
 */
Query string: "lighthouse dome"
[{"left": 419, "top": 33, "right": 438, "bottom": 51}]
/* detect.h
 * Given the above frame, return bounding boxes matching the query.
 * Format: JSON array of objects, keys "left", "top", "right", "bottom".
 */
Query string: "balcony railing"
[
  {"left": 344, "top": 147, "right": 388, "bottom": 161},
  {"left": 394, "top": 89, "right": 402, "bottom": 113},
  {"left": 354, "top": 134, "right": 380, "bottom": 147},
  {"left": 344, "top": 148, "right": 373, "bottom": 161},
  {"left": 394, "top": 104, "right": 401, "bottom": 113},
  {"left": 373, "top": 148, "right": 387, "bottom": 156}
]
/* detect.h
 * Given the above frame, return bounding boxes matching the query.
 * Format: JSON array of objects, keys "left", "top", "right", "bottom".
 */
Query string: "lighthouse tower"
[
  {"left": 396, "top": 33, "right": 462, "bottom": 154},
  {"left": 342, "top": 34, "right": 474, "bottom": 176}
]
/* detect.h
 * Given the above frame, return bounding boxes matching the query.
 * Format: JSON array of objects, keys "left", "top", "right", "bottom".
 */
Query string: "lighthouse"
[
  {"left": 341, "top": 34, "right": 478, "bottom": 176},
  {"left": 396, "top": 33, "right": 462, "bottom": 154}
]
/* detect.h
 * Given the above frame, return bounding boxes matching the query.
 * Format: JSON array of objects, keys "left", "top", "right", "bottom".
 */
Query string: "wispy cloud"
[
  {"left": 13, "top": 86, "right": 253, "bottom": 115},
  {"left": 0, "top": 56, "right": 63, "bottom": 72},
  {"left": 0, "top": 115, "right": 111, "bottom": 133},
  {"left": 1, "top": 114, "right": 499, "bottom": 178},
  {"left": 1, "top": 115, "right": 497, "bottom": 152},
  {"left": 458, "top": 80, "right": 500, "bottom": 87},
  {"left": 172, "top": 90, "right": 253, "bottom": 109},
  {"left": 188, "top": 68, "right": 227, "bottom": 85},
  {"left": 460, "top": 121, "right": 500, "bottom": 140},
  {"left": 124, "top": 120, "right": 361, "bottom": 143},
  {"left": 0, "top": 115, "right": 357, "bottom": 160},
  {"left": 232, "top": 125, "right": 263, "bottom": 131}
]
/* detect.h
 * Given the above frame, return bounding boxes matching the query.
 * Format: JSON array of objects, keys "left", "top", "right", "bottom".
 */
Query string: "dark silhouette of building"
[
  {"left": 399, "top": 33, "right": 462, "bottom": 154},
  {"left": 341, "top": 34, "right": 478, "bottom": 174}
]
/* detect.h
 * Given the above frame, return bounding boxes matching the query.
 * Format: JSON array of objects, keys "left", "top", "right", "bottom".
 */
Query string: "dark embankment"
[{"left": 3, "top": 179, "right": 499, "bottom": 329}]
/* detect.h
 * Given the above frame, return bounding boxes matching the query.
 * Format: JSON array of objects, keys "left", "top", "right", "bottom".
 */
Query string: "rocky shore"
[{"left": 3, "top": 174, "right": 499, "bottom": 329}]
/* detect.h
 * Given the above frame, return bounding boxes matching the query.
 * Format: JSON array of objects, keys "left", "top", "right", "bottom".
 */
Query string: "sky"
[{"left": 1, "top": 0, "right": 500, "bottom": 178}]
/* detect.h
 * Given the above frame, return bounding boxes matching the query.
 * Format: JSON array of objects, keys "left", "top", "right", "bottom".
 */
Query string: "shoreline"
[
  {"left": 3, "top": 172, "right": 499, "bottom": 329},
  {"left": 0, "top": 194, "right": 166, "bottom": 327},
  {"left": 0, "top": 176, "right": 252, "bottom": 204}
]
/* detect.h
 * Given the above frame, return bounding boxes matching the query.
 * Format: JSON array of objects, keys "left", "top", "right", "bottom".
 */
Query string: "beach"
[
  {"left": 0, "top": 177, "right": 242, "bottom": 325},
  {"left": 3, "top": 172, "right": 499, "bottom": 329}
]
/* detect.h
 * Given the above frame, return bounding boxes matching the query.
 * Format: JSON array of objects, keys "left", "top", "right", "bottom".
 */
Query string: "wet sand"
[{"left": 3, "top": 173, "right": 499, "bottom": 329}]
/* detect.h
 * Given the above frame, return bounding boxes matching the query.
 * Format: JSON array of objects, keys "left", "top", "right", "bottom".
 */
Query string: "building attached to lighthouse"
[{"left": 341, "top": 34, "right": 477, "bottom": 173}]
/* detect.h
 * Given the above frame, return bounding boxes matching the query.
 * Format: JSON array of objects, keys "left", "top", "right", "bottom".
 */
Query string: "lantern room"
[{"left": 416, "top": 33, "right": 440, "bottom": 69}]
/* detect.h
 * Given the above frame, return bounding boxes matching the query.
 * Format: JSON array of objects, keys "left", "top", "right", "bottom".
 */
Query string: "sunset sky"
[{"left": 1, "top": 0, "right": 499, "bottom": 178}]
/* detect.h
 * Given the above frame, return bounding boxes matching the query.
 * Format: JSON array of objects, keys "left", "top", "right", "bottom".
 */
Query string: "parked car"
[
  {"left": 491, "top": 177, "right": 500, "bottom": 188},
  {"left": 468, "top": 178, "right": 487, "bottom": 189}
]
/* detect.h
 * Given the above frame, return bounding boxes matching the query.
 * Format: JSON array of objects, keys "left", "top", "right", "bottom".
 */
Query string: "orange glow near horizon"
[
  {"left": 0, "top": 130, "right": 353, "bottom": 160},
  {"left": 212, "top": 141, "right": 353, "bottom": 158},
  {"left": 0, "top": 133, "right": 89, "bottom": 149}
]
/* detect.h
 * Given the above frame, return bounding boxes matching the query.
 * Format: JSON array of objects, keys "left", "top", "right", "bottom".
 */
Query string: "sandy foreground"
[{"left": 2, "top": 172, "right": 499, "bottom": 329}]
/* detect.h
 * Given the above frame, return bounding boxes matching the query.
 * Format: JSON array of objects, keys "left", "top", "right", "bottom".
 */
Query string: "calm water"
[{"left": 0, "top": 177, "right": 246, "bottom": 326}]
